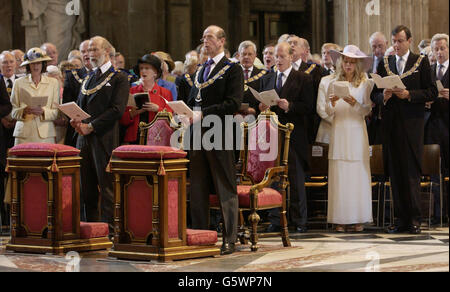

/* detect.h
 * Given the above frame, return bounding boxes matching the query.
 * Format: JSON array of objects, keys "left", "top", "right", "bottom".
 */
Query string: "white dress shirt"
[
  {"left": 94, "top": 60, "right": 112, "bottom": 75},
  {"left": 395, "top": 50, "right": 410, "bottom": 75},
  {"left": 241, "top": 65, "right": 254, "bottom": 79},
  {"left": 277, "top": 66, "right": 293, "bottom": 88},
  {"left": 292, "top": 59, "right": 303, "bottom": 71},
  {"left": 436, "top": 59, "right": 449, "bottom": 78},
  {"left": 206, "top": 51, "right": 226, "bottom": 79}
]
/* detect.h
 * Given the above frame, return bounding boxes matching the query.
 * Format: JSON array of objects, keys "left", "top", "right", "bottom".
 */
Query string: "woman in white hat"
[
  {"left": 325, "top": 45, "right": 375, "bottom": 233},
  {"left": 10, "top": 47, "right": 60, "bottom": 145}
]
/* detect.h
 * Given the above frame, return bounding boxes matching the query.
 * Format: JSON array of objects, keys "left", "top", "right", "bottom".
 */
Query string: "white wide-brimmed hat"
[
  {"left": 330, "top": 45, "right": 373, "bottom": 72},
  {"left": 20, "top": 47, "right": 53, "bottom": 67}
]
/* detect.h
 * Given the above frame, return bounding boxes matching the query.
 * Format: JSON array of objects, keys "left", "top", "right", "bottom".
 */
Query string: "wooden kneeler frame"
[
  {"left": 108, "top": 156, "right": 220, "bottom": 262},
  {"left": 6, "top": 155, "right": 112, "bottom": 255}
]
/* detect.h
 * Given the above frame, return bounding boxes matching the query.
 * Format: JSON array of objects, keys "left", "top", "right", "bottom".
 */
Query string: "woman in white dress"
[{"left": 325, "top": 45, "right": 374, "bottom": 232}]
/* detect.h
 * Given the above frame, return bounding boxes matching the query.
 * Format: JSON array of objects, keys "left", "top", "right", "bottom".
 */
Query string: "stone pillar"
[
  {"left": 429, "top": 0, "right": 449, "bottom": 37},
  {"left": 0, "top": 0, "right": 13, "bottom": 51},
  {"left": 167, "top": 0, "right": 192, "bottom": 61},
  {"left": 311, "top": 0, "right": 328, "bottom": 54},
  {"left": 334, "top": 0, "right": 432, "bottom": 54}
]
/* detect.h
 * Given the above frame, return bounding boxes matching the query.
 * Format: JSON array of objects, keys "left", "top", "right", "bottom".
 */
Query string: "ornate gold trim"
[{"left": 384, "top": 55, "right": 424, "bottom": 79}]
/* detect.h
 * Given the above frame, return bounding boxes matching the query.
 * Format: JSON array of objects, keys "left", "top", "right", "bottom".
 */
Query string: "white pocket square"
[{"left": 106, "top": 83, "right": 112, "bottom": 87}]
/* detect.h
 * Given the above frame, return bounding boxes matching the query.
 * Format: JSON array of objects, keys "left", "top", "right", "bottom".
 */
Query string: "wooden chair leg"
[
  {"left": 238, "top": 209, "right": 248, "bottom": 245},
  {"left": 280, "top": 210, "right": 291, "bottom": 247},
  {"left": 248, "top": 211, "right": 260, "bottom": 252}
]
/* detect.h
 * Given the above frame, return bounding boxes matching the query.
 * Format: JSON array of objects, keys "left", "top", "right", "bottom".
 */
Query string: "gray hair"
[
  {"left": 369, "top": 32, "right": 387, "bottom": 45},
  {"left": 0, "top": 51, "right": 14, "bottom": 61},
  {"left": 238, "top": 40, "right": 257, "bottom": 54},
  {"left": 431, "top": 33, "right": 449, "bottom": 49}
]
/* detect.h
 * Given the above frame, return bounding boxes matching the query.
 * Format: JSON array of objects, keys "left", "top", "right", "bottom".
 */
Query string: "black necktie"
[
  {"left": 89, "top": 69, "right": 102, "bottom": 89},
  {"left": 437, "top": 64, "right": 445, "bottom": 81},
  {"left": 6, "top": 79, "right": 13, "bottom": 96}
]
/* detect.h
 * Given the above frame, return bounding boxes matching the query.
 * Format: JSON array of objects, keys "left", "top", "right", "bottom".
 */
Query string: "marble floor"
[{"left": 0, "top": 226, "right": 448, "bottom": 272}]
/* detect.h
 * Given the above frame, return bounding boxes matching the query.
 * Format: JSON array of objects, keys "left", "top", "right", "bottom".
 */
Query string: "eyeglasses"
[{"left": 200, "top": 35, "right": 217, "bottom": 43}]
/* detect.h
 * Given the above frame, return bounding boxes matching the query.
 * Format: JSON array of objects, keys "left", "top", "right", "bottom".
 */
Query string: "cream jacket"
[{"left": 11, "top": 75, "right": 60, "bottom": 139}]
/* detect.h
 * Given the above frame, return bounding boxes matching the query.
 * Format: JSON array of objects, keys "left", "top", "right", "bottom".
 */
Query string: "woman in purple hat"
[{"left": 326, "top": 45, "right": 375, "bottom": 233}]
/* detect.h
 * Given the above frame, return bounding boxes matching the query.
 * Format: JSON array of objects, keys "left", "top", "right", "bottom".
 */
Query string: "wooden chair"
[
  {"left": 305, "top": 144, "right": 329, "bottom": 227},
  {"left": 420, "top": 144, "right": 442, "bottom": 229},
  {"left": 210, "top": 110, "right": 293, "bottom": 251},
  {"left": 369, "top": 145, "right": 385, "bottom": 227},
  {"left": 138, "top": 110, "right": 184, "bottom": 148}
]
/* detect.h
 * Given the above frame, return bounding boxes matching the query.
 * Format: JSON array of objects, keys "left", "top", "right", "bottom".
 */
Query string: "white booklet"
[
  {"left": 436, "top": 80, "right": 445, "bottom": 98},
  {"left": 58, "top": 102, "right": 91, "bottom": 121},
  {"left": 21, "top": 89, "right": 49, "bottom": 107},
  {"left": 166, "top": 100, "right": 194, "bottom": 119},
  {"left": 370, "top": 73, "right": 406, "bottom": 89},
  {"left": 333, "top": 81, "right": 351, "bottom": 99},
  {"left": 249, "top": 87, "right": 280, "bottom": 107}
]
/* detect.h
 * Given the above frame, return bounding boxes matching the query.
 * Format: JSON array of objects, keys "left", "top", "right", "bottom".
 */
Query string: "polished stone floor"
[{"left": 0, "top": 226, "right": 448, "bottom": 272}]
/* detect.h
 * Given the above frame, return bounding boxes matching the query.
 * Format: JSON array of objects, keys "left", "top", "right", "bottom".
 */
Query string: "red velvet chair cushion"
[
  {"left": 246, "top": 120, "right": 278, "bottom": 183},
  {"left": 80, "top": 222, "right": 109, "bottom": 239},
  {"left": 8, "top": 143, "right": 80, "bottom": 157},
  {"left": 112, "top": 145, "right": 187, "bottom": 160},
  {"left": 147, "top": 119, "right": 175, "bottom": 147},
  {"left": 186, "top": 229, "right": 218, "bottom": 246},
  {"left": 209, "top": 185, "right": 282, "bottom": 208}
]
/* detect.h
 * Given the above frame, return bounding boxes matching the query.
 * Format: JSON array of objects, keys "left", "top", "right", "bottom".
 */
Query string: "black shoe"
[
  {"left": 295, "top": 225, "right": 308, "bottom": 234},
  {"left": 220, "top": 243, "right": 235, "bottom": 255},
  {"left": 265, "top": 224, "right": 281, "bottom": 233},
  {"left": 409, "top": 225, "right": 422, "bottom": 234},
  {"left": 386, "top": 225, "right": 409, "bottom": 234}
]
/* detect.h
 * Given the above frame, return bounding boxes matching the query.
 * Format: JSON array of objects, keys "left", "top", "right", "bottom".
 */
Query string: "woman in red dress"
[{"left": 121, "top": 54, "right": 173, "bottom": 144}]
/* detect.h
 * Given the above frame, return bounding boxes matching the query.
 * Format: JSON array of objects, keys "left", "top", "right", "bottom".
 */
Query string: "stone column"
[
  {"left": 167, "top": 0, "right": 192, "bottom": 61},
  {"left": 0, "top": 0, "right": 13, "bottom": 51},
  {"left": 334, "top": 0, "right": 432, "bottom": 54}
]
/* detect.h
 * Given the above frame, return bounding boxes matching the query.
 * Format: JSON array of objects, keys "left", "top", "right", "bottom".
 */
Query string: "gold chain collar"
[
  {"left": 185, "top": 74, "right": 193, "bottom": 87},
  {"left": 244, "top": 70, "right": 267, "bottom": 91},
  {"left": 81, "top": 71, "right": 116, "bottom": 96},
  {"left": 384, "top": 55, "right": 424, "bottom": 79},
  {"left": 72, "top": 70, "right": 89, "bottom": 84},
  {"left": 304, "top": 63, "right": 317, "bottom": 75},
  {"left": 194, "top": 62, "right": 235, "bottom": 90}
]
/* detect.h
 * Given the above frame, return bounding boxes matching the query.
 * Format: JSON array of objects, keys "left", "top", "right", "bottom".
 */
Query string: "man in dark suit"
[
  {"left": 63, "top": 40, "right": 93, "bottom": 147},
  {"left": 260, "top": 42, "right": 314, "bottom": 234},
  {"left": 288, "top": 35, "right": 326, "bottom": 144},
  {"left": 425, "top": 33, "right": 449, "bottom": 222},
  {"left": 367, "top": 32, "right": 389, "bottom": 146},
  {"left": 70, "top": 36, "right": 129, "bottom": 226},
  {"left": 187, "top": 25, "right": 243, "bottom": 255},
  {"left": 0, "top": 78, "right": 12, "bottom": 228},
  {"left": 371, "top": 25, "right": 438, "bottom": 234},
  {"left": 238, "top": 40, "right": 267, "bottom": 118}
]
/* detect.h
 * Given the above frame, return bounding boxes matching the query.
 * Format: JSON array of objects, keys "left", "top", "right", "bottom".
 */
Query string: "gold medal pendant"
[{"left": 195, "top": 89, "right": 202, "bottom": 102}]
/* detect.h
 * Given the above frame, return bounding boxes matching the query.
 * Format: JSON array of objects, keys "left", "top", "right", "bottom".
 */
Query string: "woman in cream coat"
[
  {"left": 325, "top": 45, "right": 374, "bottom": 232},
  {"left": 11, "top": 48, "right": 60, "bottom": 145}
]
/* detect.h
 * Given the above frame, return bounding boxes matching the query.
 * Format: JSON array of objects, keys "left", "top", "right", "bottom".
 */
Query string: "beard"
[{"left": 90, "top": 54, "right": 106, "bottom": 68}]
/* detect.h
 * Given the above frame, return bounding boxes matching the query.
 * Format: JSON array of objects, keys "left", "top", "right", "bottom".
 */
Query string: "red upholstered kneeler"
[
  {"left": 107, "top": 145, "right": 220, "bottom": 262},
  {"left": 5, "top": 143, "right": 112, "bottom": 255}
]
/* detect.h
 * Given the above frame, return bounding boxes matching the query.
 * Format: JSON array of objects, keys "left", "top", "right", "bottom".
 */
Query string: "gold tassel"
[
  {"left": 5, "top": 160, "right": 10, "bottom": 173},
  {"left": 157, "top": 153, "right": 166, "bottom": 176},
  {"left": 51, "top": 152, "right": 59, "bottom": 172},
  {"left": 106, "top": 160, "right": 112, "bottom": 173}
]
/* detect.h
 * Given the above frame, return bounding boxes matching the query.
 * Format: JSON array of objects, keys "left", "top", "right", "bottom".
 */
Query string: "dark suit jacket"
[
  {"left": 176, "top": 73, "right": 194, "bottom": 104},
  {"left": 76, "top": 66, "right": 130, "bottom": 155},
  {"left": 188, "top": 56, "right": 243, "bottom": 118},
  {"left": 0, "top": 78, "right": 12, "bottom": 168},
  {"left": 260, "top": 69, "right": 314, "bottom": 169},
  {"left": 371, "top": 52, "right": 438, "bottom": 169},
  {"left": 63, "top": 67, "right": 89, "bottom": 146},
  {"left": 425, "top": 62, "right": 449, "bottom": 172},
  {"left": 243, "top": 67, "right": 266, "bottom": 114},
  {"left": 299, "top": 62, "right": 326, "bottom": 143}
]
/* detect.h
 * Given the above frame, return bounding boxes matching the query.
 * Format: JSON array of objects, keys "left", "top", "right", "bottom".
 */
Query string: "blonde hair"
[{"left": 334, "top": 57, "right": 367, "bottom": 88}]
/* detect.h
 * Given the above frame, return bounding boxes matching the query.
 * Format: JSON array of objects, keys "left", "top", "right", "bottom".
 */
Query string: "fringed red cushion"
[
  {"left": 8, "top": 143, "right": 80, "bottom": 157},
  {"left": 186, "top": 229, "right": 218, "bottom": 246},
  {"left": 80, "top": 222, "right": 109, "bottom": 239},
  {"left": 209, "top": 185, "right": 282, "bottom": 208},
  {"left": 112, "top": 145, "right": 187, "bottom": 160}
]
